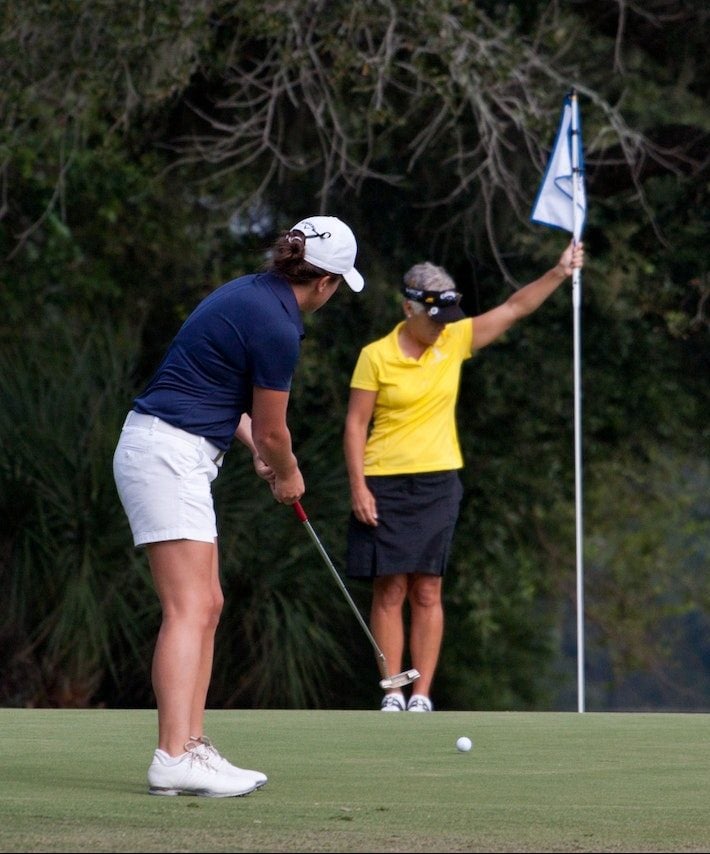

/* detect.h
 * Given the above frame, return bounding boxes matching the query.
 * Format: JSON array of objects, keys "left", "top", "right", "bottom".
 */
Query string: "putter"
[{"left": 292, "top": 501, "right": 420, "bottom": 691}]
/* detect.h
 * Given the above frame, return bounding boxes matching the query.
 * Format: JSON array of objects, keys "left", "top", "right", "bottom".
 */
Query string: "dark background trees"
[{"left": 1, "top": 0, "right": 707, "bottom": 711}]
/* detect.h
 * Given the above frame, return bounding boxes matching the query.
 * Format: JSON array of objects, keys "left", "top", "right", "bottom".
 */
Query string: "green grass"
[{"left": 1, "top": 709, "right": 708, "bottom": 852}]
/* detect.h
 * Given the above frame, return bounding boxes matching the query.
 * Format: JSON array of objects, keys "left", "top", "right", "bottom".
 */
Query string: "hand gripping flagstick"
[{"left": 292, "top": 501, "right": 420, "bottom": 690}]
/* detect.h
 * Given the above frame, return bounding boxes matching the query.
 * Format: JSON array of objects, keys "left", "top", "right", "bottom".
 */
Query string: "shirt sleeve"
[
  {"left": 349, "top": 346, "right": 380, "bottom": 391},
  {"left": 250, "top": 320, "right": 301, "bottom": 390},
  {"left": 450, "top": 317, "right": 474, "bottom": 359}
]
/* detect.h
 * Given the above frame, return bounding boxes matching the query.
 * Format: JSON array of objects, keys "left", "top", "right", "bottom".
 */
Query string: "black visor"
[
  {"left": 401, "top": 286, "right": 466, "bottom": 323},
  {"left": 401, "top": 286, "right": 461, "bottom": 306}
]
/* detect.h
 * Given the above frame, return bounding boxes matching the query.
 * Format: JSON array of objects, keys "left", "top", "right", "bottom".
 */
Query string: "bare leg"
[
  {"left": 146, "top": 538, "right": 223, "bottom": 757},
  {"left": 370, "top": 574, "right": 407, "bottom": 692},
  {"left": 188, "top": 541, "right": 223, "bottom": 741},
  {"left": 407, "top": 574, "right": 443, "bottom": 699}
]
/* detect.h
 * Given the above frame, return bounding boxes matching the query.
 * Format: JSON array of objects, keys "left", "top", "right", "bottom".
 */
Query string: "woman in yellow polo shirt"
[{"left": 344, "top": 241, "right": 584, "bottom": 711}]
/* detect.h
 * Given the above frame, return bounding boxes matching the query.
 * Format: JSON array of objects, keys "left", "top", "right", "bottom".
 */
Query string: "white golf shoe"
[
  {"left": 380, "top": 693, "right": 406, "bottom": 712},
  {"left": 407, "top": 694, "right": 433, "bottom": 712},
  {"left": 193, "top": 736, "right": 268, "bottom": 789},
  {"left": 147, "top": 740, "right": 257, "bottom": 797}
]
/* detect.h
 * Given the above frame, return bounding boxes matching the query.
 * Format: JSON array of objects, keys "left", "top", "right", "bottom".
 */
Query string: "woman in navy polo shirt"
[{"left": 113, "top": 216, "right": 363, "bottom": 798}]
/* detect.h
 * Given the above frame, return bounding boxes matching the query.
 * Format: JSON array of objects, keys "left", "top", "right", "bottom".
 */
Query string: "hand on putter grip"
[
  {"left": 252, "top": 454, "right": 275, "bottom": 483},
  {"left": 270, "top": 467, "right": 304, "bottom": 504}
]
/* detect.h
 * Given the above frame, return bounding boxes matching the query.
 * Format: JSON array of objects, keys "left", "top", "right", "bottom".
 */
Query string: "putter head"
[{"left": 379, "top": 669, "right": 420, "bottom": 690}]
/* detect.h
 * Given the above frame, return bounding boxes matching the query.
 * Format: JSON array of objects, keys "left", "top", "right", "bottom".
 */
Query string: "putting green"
[{"left": 1, "top": 708, "right": 708, "bottom": 852}]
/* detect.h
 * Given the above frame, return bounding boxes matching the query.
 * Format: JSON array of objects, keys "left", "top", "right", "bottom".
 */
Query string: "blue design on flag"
[{"left": 531, "top": 94, "right": 586, "bottom": 241}]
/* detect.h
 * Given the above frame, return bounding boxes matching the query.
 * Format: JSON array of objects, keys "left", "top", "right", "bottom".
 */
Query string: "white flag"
[{"left": 531, "top": 93, "right": 586, "bottom": 242}]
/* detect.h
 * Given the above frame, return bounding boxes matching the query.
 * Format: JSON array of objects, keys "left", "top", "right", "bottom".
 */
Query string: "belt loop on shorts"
[
  {"left": 124, "top": 410, "right": 224, "bottom": 463},
  {"left": 124, "top": 411, "right": 158, "bottom": 431}
]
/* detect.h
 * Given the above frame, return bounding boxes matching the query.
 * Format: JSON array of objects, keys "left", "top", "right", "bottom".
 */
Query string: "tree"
[{"left": 0, "top": 0, "right": 707, "bottom": 709}]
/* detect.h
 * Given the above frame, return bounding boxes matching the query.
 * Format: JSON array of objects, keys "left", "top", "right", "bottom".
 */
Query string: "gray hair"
[
  {"left": 403, "top": 262, "right": 456, "bottom": 293},
  {"left": 402, "top": 262, "right": 457, "bottom": 314}
]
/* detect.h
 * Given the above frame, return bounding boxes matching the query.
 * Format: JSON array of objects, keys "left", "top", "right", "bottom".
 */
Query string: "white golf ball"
[{"left": 456, "top": 736, "right": 472, "bottom": 752}]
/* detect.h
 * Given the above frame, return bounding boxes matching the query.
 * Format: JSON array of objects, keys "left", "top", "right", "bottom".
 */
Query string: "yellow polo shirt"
[{"left": 350, "top": 318, "right": 474, "bottom": 475}]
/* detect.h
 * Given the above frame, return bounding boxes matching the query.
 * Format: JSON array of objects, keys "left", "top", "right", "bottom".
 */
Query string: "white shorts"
[{"left": 113, "top": 411, "right": 225, "bottom": 547}]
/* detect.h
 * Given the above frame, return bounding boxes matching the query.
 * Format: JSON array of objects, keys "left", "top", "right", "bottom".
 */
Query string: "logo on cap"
[{"left": 291, "top": 216, "right": 364, "bottom": 292}]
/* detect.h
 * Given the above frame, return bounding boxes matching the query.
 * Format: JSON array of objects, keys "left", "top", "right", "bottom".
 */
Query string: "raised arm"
[{"left": 471, "top": 241, "right": 584, "bottom": 351}]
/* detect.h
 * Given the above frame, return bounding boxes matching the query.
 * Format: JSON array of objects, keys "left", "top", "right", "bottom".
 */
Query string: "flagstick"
[
  {"left": 572, "top": 266, "right": 585, "bottom": 713},
  {"left": 570, "top": 89, "right": 585, "bottom": 713},
  {"left": 529, "top": 90, "right": 587, "bottom": 711}
]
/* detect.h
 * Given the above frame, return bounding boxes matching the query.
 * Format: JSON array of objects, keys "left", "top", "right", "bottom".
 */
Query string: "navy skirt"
[{"left": 345, "top": 471, "right": 463, "bottom": 578}]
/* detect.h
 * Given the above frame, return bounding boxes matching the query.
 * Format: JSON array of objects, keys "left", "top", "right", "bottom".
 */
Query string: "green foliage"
[
  {"left": 0, "top": 321, "right": 155, "bottom": 706},
  {"left": 209, "top": 426, "right": 360, "bottom": 710},
  {"left": 582, "top": 447, "right": 710, "bottom": 710},
  {"left": 0, "top": 0, "right": 707, "bottom": 710}
]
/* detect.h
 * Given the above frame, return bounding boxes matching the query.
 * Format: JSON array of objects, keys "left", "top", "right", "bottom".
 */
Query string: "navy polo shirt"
[{"left": 133, "top": 272, "right": 304, "bottom": 450}]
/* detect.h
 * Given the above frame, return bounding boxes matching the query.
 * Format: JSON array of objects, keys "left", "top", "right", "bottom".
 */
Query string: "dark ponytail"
[{"left": 266, "top": 230, "right": 340, "bottom": 285}]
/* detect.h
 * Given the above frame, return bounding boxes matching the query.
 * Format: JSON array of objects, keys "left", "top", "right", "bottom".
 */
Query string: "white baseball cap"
[{"left": 291, "top": 216, "right": 364, "bottom": 292}]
